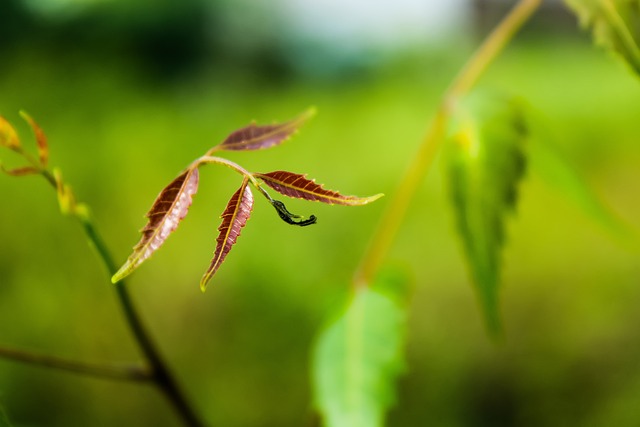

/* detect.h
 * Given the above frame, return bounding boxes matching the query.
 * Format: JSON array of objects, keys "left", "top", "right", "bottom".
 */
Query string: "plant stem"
[
  {"left": 198, "top": 155, "right": 272, "bottom": 200},
  {"left": 0, "top": 346, "right": 151, "bottom": 382},
  {"left": 80, "top": 213, "right": 205, "bottom": 427},
  {"left": 354, "top": 0, "right": 542, "bottom": 287},
  {"left": 30, "top": 169, "right": 205, "bottom": 427}
]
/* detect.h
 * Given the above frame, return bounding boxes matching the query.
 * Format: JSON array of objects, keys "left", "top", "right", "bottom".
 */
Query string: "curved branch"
[
  {"left": 197, "top": 155, "right": 273, "bottom": 201},
  {"left": 33, "top": 169, "right": 205, "bottom": 427},
  {"left": 354, "top": 0, "right": 542, "bottom": 287},
  {"left": 0, "top": 346, "right": 151, "bottom": 382}
]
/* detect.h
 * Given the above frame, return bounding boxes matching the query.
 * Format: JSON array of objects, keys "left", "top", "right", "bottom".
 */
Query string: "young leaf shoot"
[{"left": 112, "top": 110, "right": 382, "bottom": 289}]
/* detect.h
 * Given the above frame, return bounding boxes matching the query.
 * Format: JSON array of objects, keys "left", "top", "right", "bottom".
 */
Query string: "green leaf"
[
  {"left": 527, "top": 114, "right": 636, "bottom": 245},
  {"left": 445, "top": 93, "right": 528, "bottom": 335},
  {"left": 565, "top": 0, "right": 640, "bottom": 76},
  {"left": 313, "top": 281, "right": 407, "bottom": 427}
]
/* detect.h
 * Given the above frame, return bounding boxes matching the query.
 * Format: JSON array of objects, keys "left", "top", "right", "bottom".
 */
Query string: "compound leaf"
[
  {"left": 565, "top": 0, "right": 640, "bottom": 76},
  {"left": 112, "top": 167, "right": 199, "bottom": 283},
  {"left": 200, "top": 177, "right": 253, "bottom": 291},
  {"left": 313, "top": 281, "right": 407, "bottom": 427},
  {"left": 255, "top": 171, "right": 383, "bottom": 206},
  {"left": 214, "top": 108, "right": 315, "bottom": 152},
  {"left": 445, "top": 92, "right": 528, "bottom": 335}
]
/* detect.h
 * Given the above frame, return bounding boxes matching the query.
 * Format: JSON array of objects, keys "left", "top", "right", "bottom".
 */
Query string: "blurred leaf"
[
  {"left": 200, "top": 177, "right": 253, "bottom": 291},
  {"left": 0, "top": 406, "right": 11, "bottom": 427},
  {"left": 214, "top": 108, "right": 315, "bottom": 152},
  {"left": 53, "top": 168, "right": 88, "bottom": 217},
  {"left": 527, "top": 115, "right": 636, "bottom": 245},
  {"left": 256, "top": 171, "right": 383, "bottom": 206},
  {"left": 0, "top": 165, "right": 39, "bottom": 176},
  {"left": 445, "top": 93, "right": 528, "bottom": 335},
  {"left": 19, "top": 111, "right": 49, "bottom": 167},
  {"left": 0, "top": 116, "right": 20, "bottom": 150},
  {"left": 112, "top": 167, "right": 199, "bottom": 283},
  {"left": 313, "top": 280, "right": 407, "bottom": 427},
  {"left": 565, "top": 0, "right": 640, "bottom": 76}
]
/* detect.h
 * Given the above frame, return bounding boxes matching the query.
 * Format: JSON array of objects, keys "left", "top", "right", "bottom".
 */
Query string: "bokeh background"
[{"left": 1, "top": 0, "right": 639, "bottom": 426}]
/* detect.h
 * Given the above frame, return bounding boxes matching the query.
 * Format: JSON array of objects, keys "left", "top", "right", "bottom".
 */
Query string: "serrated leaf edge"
[
  {"left": 256, "top": 171, "right": 383, "bottom": 206},
  {"left": 112, "top": 167, "right": 199, "bottom": 283},
  {"left": 215, "top": 108, "right": 315, "bottom": 152},
  {"left": 200, "top": 177, "right": 253, "bottom": 291}
]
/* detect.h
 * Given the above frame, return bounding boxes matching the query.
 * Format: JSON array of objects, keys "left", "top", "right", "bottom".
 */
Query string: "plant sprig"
[
  {"left": 1, "top": 112, "right": 205, "bottom": 427},
  {"left": 111, "top": 108, "right": 383, "bottom": 290}
]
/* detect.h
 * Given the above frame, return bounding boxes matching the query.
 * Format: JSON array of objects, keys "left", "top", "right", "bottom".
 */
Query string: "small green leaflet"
[
  {"left": 565, "top": 0, "right": 640, "bottom": 77},
  {"left": 445, "top": 92, "right": 527, "bottom": 335},
  {"left": 313, "top": 283, "right": 407, "bottom": 427}
]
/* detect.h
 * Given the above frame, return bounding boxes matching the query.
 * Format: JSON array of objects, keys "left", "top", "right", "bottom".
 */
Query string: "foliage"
[
  {"left": 2, "top": 0, "right": 640, "bottom": 426},
  {"left": 0, "top": 111, "right": 48, "bottom": 176},
  {"left": 313, "top": 277, "right": 407, "bottom": 427},
  {"left": 565, "top": 0, "right": 640, "bottom": 76},
  {"left": 444, "top": 93, "right": 528, "bottom": 334},
  {"left": 111, "top": 109, "right": 382, "bottom": 290}
]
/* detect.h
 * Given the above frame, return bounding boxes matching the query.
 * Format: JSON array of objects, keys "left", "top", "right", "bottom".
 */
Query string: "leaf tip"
[
  {"left": 111, "top": 265, "right": 130, "bottom": 284},
  {"left": 19, "top": 110, "right": 48, "bottom": 167},
  {"left": 366, "top": 193, "right": 385, "bottom": 204},
  {"left": 18, "top": 110, "right": 31, "bottom": 122},
  {"left": 301, "top": 106, "right": 317, "bottom": 121}
]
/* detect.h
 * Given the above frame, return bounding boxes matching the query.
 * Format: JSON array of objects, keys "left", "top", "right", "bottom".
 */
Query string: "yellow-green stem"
[
  {"left": 19, "top": 168, "right": 205, "bottom": 427},
  {"left": 354, "top": 0, "right": 542, "bottom": 288},
  {"left": 198, "top": 155, "right": 272, "bottom": 200}
]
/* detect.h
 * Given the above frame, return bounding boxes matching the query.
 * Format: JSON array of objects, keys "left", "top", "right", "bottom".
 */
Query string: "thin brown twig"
[{"left": 0, "top": 346, "right": 151, "bottom": 382}]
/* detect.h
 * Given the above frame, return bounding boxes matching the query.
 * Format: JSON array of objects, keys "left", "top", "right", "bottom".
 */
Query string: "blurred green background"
[{"left": 1, "top": 0, "right": 639, "bottom": 426}]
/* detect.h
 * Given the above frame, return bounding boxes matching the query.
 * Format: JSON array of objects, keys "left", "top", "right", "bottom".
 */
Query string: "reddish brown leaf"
[
  {"left": 215, "top": 108, "right": 315, "bottom": 152},
  {"left": 200, "top": 178, "right": 253, "bottom": 291},
  {"left": 0, "top": 116, "right": 20, "bottom": 149},
  {"left": 20, "top": 111, "right": 49, "bottom": 167},
  {"left": 255, "top": 171, "right": 383, "bottom": 206},
  {"left": 0, "top": 165, "right": 39, "bottom": 176},
  {"left": 112, "top": 167, "right": 199, "bottom": 283}
]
